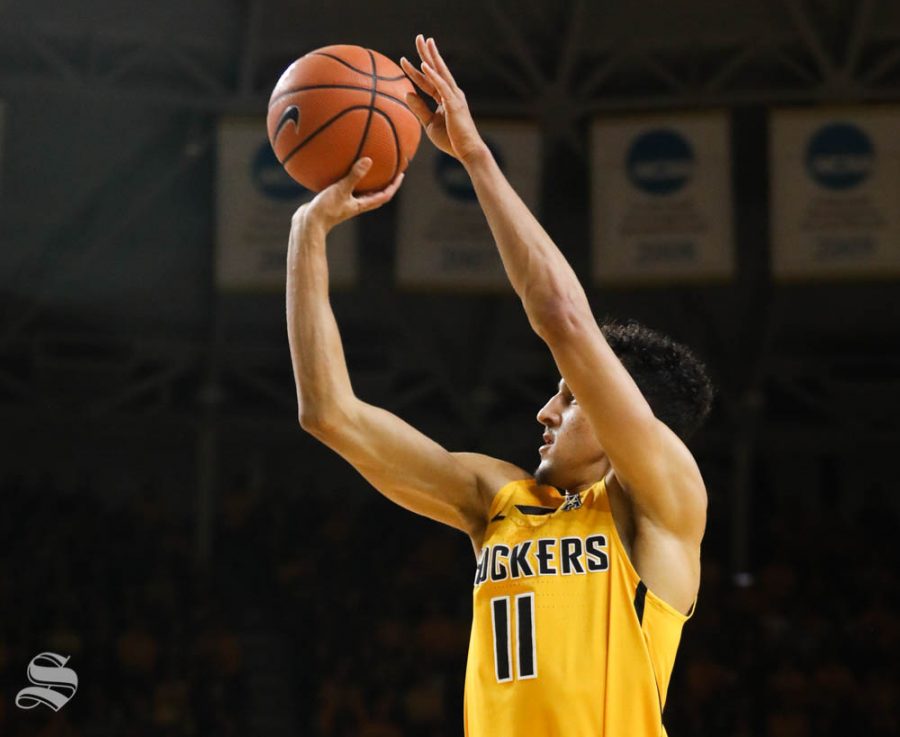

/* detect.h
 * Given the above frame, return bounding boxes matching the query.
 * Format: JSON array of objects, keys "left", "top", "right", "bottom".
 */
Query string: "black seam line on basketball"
[
  {"left": 312, "top": 52, "right": 407, "bottom": 81},
  {"left": 370, "top": 107, "right": 401, "bottom": 182},
  {"left": 279, "top": 105, "right": 374, "bottom": 166},
  {"left": 350, "top": 49, "right": 378, "bottom": 167},
  {"left": 270, "top": 84, "right": 413, "bottom": 114}
]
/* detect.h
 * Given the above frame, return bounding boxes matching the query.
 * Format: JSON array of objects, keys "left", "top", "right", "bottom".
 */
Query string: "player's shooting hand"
[
  {"left": 401, "top": 35, "right": 486, "bottom": 163},
  {"left": 298, "top": 158, "right": 404, "bottom": 234}
]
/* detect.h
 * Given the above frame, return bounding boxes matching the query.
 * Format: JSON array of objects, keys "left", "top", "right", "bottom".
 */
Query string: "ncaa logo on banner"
[
  {"left": 626, "top": 129, "right": 695, "bottom": 196},
  {"left": 805, "top": 122, "right": 874, "bottom": 190},
  {"left": 435, "top": 137, "right": 505, "bottom": 202},
  {"left": 15, "top": 652, "right": 79, "bottom": 711},
  {"left": 253, "top": 142, "right": 308, "bottom": 201}
]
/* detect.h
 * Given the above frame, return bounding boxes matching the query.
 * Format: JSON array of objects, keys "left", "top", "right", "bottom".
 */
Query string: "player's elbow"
[
  {"left": 298, "top": 406, "right": 339, "bottom": 438},
  {"left": 298, "top": 410, "right": 323, "bottom": 436},
  {"left": 529, "top": 296, "right": 590, "bottom": 342}
]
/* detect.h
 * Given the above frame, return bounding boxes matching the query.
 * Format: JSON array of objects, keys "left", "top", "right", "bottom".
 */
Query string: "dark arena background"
[{"left": 1, "top": 1, "right": 899, "bottom": 736}]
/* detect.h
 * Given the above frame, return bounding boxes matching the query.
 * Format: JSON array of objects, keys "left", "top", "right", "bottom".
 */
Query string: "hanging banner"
[
  {"left": 590, "top": 113, "right": 734, "bottom": 284},
  {"left": 770, "top": 107, "right": 900, "bottom": 280},
  {"left": 0, "top": 101, "right": 5, "bottom": 204},
  {"left": 216, "top": 118, "right": 357, "bottom": 291},
  {"left": 396, "top": 121, "right": 539, "bottom": 290}
]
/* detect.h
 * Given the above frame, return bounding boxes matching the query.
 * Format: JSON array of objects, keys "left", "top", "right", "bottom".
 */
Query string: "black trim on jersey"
[
  {"left": 490, "top": 513, "right": 506, "bottom": 522},
  {"left": 515, "top": 504, "right": 555, "bottom": 515},
  {"left": 634, "top": 580, "right": 648, "bottom": 625}
]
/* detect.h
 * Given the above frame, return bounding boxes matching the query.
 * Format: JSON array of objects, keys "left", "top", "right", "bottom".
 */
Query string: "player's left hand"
[{"left": 401, "top": 35, "right": 487, "bottom": 164}]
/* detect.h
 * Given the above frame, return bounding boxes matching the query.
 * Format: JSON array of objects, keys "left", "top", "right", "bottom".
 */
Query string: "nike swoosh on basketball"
[{"left": 275, "top": 106, "right": 301, "bottom": 140}]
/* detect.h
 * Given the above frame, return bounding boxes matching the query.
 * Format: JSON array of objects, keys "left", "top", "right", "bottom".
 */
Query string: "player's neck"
[{"left": 565, "top": 456, "right": 611, "bottom": 495}]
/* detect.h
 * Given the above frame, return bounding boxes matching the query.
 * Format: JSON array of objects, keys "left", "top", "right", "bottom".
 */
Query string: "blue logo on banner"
[
  {"left": 805, "top": 122, "right": 874, "bottom": 190},
  {"left": 252, "top": 143, "right": 308, "bottom": 200},
  {"left": 436, "top": 138, "right": 505, "bottom": 201},
  {"left": 626, "top": 129, "right": 694, "bottom": 196}
]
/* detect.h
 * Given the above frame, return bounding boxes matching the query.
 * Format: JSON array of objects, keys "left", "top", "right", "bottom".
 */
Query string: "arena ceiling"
[
  {"left": 1, "top": 0, "right": 899, "bottom": 470},
  {"left": 5, "top": 0, "right": 900, "bottom": 113}
]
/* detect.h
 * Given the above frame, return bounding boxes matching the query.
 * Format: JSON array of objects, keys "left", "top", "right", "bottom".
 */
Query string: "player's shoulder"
[
  {"left": 450, "top": 452, "right": 532, "bottom": 502},
  {"left": 452, "top": 453, "right": 533, "bottom": 552}
]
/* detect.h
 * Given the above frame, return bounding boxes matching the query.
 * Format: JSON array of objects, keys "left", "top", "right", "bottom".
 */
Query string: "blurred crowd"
[
  {"left": 1, "top": 470, "right": 897, "bottom": 736},
  {"left": 265, "top": 478, "right": 900, "bottom": 737},
  {"left": 0, "top": 475, "right": 246, "bottom": 737},
  {"left": 664, "top": 483, "right": 899, "bottom": 737}
]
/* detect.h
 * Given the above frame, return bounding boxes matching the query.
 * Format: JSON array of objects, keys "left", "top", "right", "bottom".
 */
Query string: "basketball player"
[{"left": 286, "top": 33, "right": 713, "bottom": 737}]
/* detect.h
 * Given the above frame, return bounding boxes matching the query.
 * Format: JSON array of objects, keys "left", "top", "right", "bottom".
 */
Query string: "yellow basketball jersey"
[{"left": 463, "top": 477, "right": 695, "bottom": 737}]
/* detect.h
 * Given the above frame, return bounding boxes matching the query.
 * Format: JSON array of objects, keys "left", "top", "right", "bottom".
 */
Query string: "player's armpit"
[
  {"left": 303, "top": 399, "right": 529, "bottom": 540},
  {"left": 450, "top": 452, "right": 533, "bottom": 514}
]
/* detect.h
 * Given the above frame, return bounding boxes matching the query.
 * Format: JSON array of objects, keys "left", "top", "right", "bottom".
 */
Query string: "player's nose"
[{"left": 536, "top": 396, "right": 560, "bottom": 427}]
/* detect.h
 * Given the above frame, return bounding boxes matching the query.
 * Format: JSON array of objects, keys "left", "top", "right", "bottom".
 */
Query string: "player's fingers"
[
  {"left": 416, "top": 33, "right": 435, "bottom": 70},
  {"left": 426, "top": 37, "right": 459, "bottom": 90},
  {"left": 421, "top": 61, "right": 453, "bottom": 102},
  {"left": 400, "top": 55, "right": 432, "bottom": 92},
  {"left": 355, "top": 172, "right": 405, "bottom": 210},
  {"left": 418, "top": 35, "right": 444, "bottom": 87},
  {"left": 415, "top": 33, "right": 429, "bottom": 67},
  {"left": 404, "top": 92, "right": 433, "bottom": 127},
  {"left": 340, "top": 157, "right": 373, "bottom": 193},
  {"left": 380, "top": 171, "right": 406, "bottom": 201},
  {"left": 400, "top": 56, "right": 437, "bottom": 99},
  {"left": 415, "top": 35, "right": 442, "bottom": 97}
]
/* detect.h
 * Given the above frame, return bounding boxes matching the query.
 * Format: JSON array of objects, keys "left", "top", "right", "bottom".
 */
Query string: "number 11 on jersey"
[{"left": 490, "top": 592, "right": 537, "bottom": 683}]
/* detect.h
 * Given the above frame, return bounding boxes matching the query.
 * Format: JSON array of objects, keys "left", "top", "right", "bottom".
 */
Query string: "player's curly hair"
[{"left": 600, "top": 319, "right": 714, "bottom": 441}]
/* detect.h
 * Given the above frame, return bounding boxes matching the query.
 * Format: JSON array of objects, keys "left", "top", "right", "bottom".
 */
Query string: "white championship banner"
[
  {"left": 770, "top": 107, "right": 900, "bottom": 280},
  {"left": 396, "top": 121, "right": 539, "bottom": 290},
  {"left": 216, "top": 118, "right": 357, "bottom": 291},
  {"left": 590, "top": 113, "right": 734, "bottom": 284}
]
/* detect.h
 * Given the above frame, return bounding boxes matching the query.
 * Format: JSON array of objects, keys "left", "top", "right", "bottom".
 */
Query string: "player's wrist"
[
  {"left": 460, "top": 140, "right": 492, "bottom": 170},
  {"left": 293, "top": 203, "right": 333, "bottom": 241}
]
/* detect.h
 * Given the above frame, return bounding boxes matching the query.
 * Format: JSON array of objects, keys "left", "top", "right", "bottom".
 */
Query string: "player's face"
[{"left": 534, "top": 379, "right": 605, "bottom": 491}]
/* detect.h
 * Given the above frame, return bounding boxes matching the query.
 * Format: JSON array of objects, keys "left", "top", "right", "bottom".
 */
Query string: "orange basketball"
[{"left": 267, "top": 45, "right": 422, "bottom": 193}]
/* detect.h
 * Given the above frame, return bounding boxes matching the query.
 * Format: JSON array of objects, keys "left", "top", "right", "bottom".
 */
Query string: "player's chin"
[{"left": 534, "top": 459, "right": 554, "bottom": 487}]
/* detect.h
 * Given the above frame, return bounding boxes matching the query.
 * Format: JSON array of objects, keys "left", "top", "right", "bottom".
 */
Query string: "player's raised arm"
[
  {"left": 287, "top": 158, "right": 527, "bottom": 546},
  {"left": 405, "top": 36, "right": 706, "bottom": 541}
]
